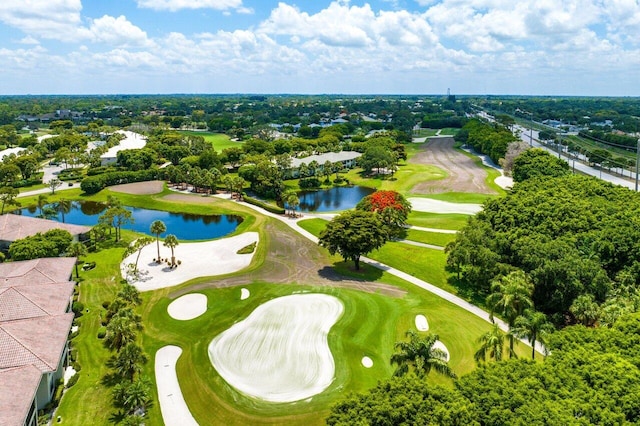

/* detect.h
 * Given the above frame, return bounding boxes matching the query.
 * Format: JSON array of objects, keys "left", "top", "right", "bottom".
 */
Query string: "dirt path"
[
  {"left": 172, "top": 219, "right": 405, "bottom": 299},
  {"left": 411, "top": 137, "right": 497, "bottom": 194}
]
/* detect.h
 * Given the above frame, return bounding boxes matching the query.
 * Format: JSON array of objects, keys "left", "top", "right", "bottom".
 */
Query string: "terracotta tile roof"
[
  {"left": 0, "top": 314, "right": 74, "bottom": 372},
  {"left": 0, "top": 257, "right": 76, "bottom": 288},
  {"left": 0, "top": 214, "right": 91, "bottom": 242},
  {"left": 0, "top": 365, "right": 41, "bottom": 426},
  {"left": 0, "top": 282, "right": 74, "bottom": 322}
]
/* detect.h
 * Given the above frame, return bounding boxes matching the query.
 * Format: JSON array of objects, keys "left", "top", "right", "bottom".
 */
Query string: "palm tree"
[
  {"left": 107, "top": 342, "right": 147, "bottom": 381},
  {"left": 117, "top": 284, "right": 142, "bottom": 306},
  {"left": 163, "top": 234, "right": 179, "bottom": 266},
  {"left": 104, "top": 316, "right": 139, "bottom": 352},
  {"left": 474, "top": 324, "right": 505, "bottom": 364},
  {"left": 55, "top": 198, "right": 72, "bottom": 223},
  {"left": 149, "top": 220, "right": 166, "bottom": 262},
  {"left": 123, "top": 237, "right": 153, "bottom": 274},
  {"left": 36, "top": 194, "right": 48, "bottom": 218},
  {"left": 486, "top": 270, "right": 533, "bottom": 358},
  {"left": 569, "top": 294, "right": 600, "bottom": 327},
  {"left": 511, "top": 310, "right": 553, "bottom": 360},
  {"left": 66, "top": 241, "right": 88, "bottom": 279},
  {"left": 113, "top": 378, "right": 152, "bottom": 415},
  {"left": 390, "top": 331, "right": 456, "bottom": 379}
]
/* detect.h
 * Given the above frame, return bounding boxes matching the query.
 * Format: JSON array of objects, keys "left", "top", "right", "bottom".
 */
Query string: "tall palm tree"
[
  {"left": 104, "top": 316, "right": 138, "bottom": 352},
  {"left": 66, "top": 241, "right": 88, "bottom": 279},
  {"left": 390, "top": 331, "right": 456, "bottom": 379},
  {"left": 107, "top": 342, "right": 147, "bottom": 381},
  {"left": 116, "top": 284, "right": 142, "bottom": 306},
  {"left": 512, "top": 309, "right": 553, "bottom": 360},
  {"left": 36, "top": 194, "right": 48, "bottom": 218},
  {"left": 486, "top": 270, "right": 534, "bottom": 358},
  {"left": 474, "top": 323, "right": 505, "bottom": 364},
  {"left": 569, "top": 294, "right": 600, "bottom": 327},
  {"left": 149, "top": 220, "right": 166, "bottom": 262},
  {"left": 163, "top": 234, "right": 179, "bottom": 266},
  {"left": 112, "top": 378, "right": 152, "bottom": 415},
  {"left": 55, "top": 198, "right": 72, "bottom": 223}
]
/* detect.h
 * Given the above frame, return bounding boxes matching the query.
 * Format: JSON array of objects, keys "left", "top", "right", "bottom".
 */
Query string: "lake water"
[
  {"left": 292, "top": 186, "right": 375, "bottom": 212},
  {"left": 18, "top": 201, "right": 242, "bottom": 241}
]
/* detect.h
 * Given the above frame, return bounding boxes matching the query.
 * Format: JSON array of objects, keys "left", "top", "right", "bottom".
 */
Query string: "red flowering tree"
[{"left": 356, "top": 190, "right": 412, "bottom": 236}]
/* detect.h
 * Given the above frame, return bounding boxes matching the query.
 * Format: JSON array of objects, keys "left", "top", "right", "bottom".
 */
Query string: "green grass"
[
  {"left": 344, "top": 162, "right": 446, "bottom": 193},
  {"left": 407, "top": 211, "right": 470, "bottom": 230},
  {"left": 410, "top": 192, "right": 494, "bottom": 204},
  {"left": 177, "top": 130, "right": 244, "bottom": 152},
  {"left": 405, "top": 229, "right": 457, "bottom": 247}
]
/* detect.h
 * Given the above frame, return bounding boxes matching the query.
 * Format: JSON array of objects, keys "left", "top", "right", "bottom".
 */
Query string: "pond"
[
  {"left": 17, "top": 201, "right": 243, "bottom": 241},
  {"left": 290, "top": 186, "right": 375, "bottom": 212}
]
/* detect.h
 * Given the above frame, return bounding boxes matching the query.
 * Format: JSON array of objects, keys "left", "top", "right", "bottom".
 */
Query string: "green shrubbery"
[{"left": 80, "top": 169, "right": 164, "bottom": 194}]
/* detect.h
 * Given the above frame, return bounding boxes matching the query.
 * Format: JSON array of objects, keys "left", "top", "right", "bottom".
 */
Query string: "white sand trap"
[
  {"left": 168, "top": 293, "right": 207, "bottom": 320},
  {"left": 495, "top": 175, "right": 513, "bottom": 190},
  {"left": 155, "top": 346, "right": 198, "bottom": 426},
  {"left": 432, "top": 340, "right": 450, "bottom": 362},
  {"left": 415, "top": 314, "right": 429, "bottom": 331},
  {"left": 361, "top": 356, "right": 373, "bottom": 368},
  {"left": 240, "top": 288, "right": 250, "bottom": 300},
  {"left": 208, "top": 294, "right": 344, "bottom": 403},
  {"left": 408, "top": 198, "right": 482, "bottom": 215},
  {"left": 122, "top": 232, "right": 259, "bottom": 291}
]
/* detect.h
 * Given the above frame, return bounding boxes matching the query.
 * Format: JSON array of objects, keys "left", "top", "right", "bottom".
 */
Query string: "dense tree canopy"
[
  {"left": 446, "top": 174, "right": 640, "bottom": 325},
  {"left": 512, "top": 148, "right": 571, "bottom": 182},
  {"left": 318, "top": 210, "right": 388, "bottom": 270}
]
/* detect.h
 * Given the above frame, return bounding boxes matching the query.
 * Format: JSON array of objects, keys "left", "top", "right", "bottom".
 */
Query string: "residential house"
[{"left": 0, "top": 215, "right": 91, "bottom": 250}]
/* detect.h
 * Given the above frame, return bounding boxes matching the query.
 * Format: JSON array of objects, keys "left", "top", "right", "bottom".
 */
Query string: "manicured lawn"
[
  {"left": 404, "top": 229, "right": 457, "bottom": 247},
  {"left": 407, "top": 211, "right": 470, "bottom": 230},
  {"left": 410, "top": 192, "right": 495, "bottom": 204},
  {"left": 177, "top": 130, "right": 243, "bottom": 152},
  {"left": 344, "top": 162, "right": 446, "bottom": 193}
]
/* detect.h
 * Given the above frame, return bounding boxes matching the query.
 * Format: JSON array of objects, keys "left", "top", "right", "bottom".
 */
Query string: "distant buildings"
[
  {"left": 289, "top": 151, "right": 361, "bottom": 178},
  {"left": 99, "top": 130, "right": 147, "bottom": 166},
  {"left": 0, "top": 257, "right": 77, "bottom": 426}
]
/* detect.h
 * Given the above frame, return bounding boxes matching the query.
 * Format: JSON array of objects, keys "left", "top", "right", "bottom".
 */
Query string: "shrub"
[
  {"left": 97, "top": 326, "right": 106, "bottom": 339},
  {"left": 242, "top": 193, "right": 285, "bottom": 214},
  {"left": 72, "top": 302, "right": 84, "bottom": 317},
  {"left": 299, "top": 177, "right": 321, "bottom": 189},
  {"left": 66, "top": 373, "right": 79, "bottom": 388}
]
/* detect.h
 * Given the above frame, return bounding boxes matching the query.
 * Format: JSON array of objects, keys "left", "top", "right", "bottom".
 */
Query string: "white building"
[{"left": 99, "top": 130, "right": 147, "bottom": 166}]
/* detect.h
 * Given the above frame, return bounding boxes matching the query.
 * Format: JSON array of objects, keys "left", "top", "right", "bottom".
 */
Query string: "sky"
[{"left": 0, "top": 0, "right": 638, "bottom": 96}]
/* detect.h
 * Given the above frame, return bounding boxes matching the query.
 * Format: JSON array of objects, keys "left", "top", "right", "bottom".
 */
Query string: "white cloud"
[
  {"left": 0, "top": 0, "right": 82, "bottom": 41},
  {"left": 18, "top": 36, "right": 40, "bottom": 45},
  {"left": 81, "top": 15, "right": 153, "bottom": 48},
  {"left": 136, "top": 0, "right": 245, "bottom": 12}
]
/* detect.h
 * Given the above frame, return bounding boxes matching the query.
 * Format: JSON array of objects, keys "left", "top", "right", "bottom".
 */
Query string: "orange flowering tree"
[{"left": 356, "top": 190, "right": 412, "bottom": 236}]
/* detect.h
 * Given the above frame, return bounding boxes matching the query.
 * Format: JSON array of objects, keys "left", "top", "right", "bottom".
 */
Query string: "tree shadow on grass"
[
  {"left": 447, "top": 276, "right": 486, "bottom": 308},
  {"left": 318, "top": 261, "right": 384, "bottom": 282}
]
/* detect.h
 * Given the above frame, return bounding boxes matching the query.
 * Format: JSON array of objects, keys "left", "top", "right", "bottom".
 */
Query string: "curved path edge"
[
  {"left": 155, "top": 345, "right": 199, "bottom": 426},
  {"left": 227, "top": 195, "right": 545, "bottom": 355}
]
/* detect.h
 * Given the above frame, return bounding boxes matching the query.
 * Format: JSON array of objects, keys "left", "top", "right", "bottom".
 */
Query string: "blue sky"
[{"left": 0, "top": 0, "right": 638, "bottom": 95}]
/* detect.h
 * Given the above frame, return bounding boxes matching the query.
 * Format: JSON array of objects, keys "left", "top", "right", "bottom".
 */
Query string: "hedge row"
[
  {"left": 80, "top": 169, "right": 164, "bottom": 194},
  {"left": 242, "top": 193, "right": 285, "bottom": 214}
]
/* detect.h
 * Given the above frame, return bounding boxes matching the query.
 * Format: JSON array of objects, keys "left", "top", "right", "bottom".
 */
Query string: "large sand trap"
[
  {"left": 168, "top": 293, "right": 207, "bottom": 320},
  {"left": 408, "top": 198, "right": 482, "bottom": 215},
  {"left": 122, "top": 232, "right": 259, "bottom": 291},
  {"left": 208, "top": 294, "right": 344, "bottom": 403},
  {"left": 415, "top": 314, "right": 429, "bottom": 331},
  {"left": 433, "top": 340, "right": 450, "bottom": 362},
  {"left": 155, "top": 346, "right": 198, "bottom": 426}
]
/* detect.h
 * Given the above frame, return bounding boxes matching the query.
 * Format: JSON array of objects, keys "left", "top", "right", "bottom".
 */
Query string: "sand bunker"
[
  {"left": 361, "top": 356, "right": 373, "bottom": 368},
  {"left": 240, "top": 288, "right": 250, "bottom": 300},
  {"left": 168, "top": 293, "right": 207, "bottom": 320},
  {"left": 122, "top": 232, "right": 259, "bottom": 291},
  {"left": 155, "top": 346, "right": 198, "bottom": 426},
  {"left": 433, "top": 340, "right": 450, "bottom": 362},
  {"left": 408, "top": 198, "right": 482, "bottom": 215},
  {"left": 208, "top": 294, "right": 343, "bottom": 403},
  {"left": 415, "top": 314, "right": 429, "bottom": 331}
]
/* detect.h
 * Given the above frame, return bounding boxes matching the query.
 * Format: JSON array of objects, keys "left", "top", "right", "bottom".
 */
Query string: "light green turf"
[
  {"left": 404, "top": 229, "right": 457, "bottom": 247},
  {"left": 407, "top": 211, "right": 470, "bottom": 230},
  {"left": 177, "top": 130, "right": 244, "bottom": 152}
]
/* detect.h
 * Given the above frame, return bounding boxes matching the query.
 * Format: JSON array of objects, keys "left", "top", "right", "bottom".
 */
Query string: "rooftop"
[
  {"left": 0, "top": 365, "right": 41, "bottom": 426},
  {"left": 0, "top": 257, "right": 76, "bottom": 288},
  {"left": 290, "top": 151, "right": 361, "bottom": 168},
  {"left": 0, "top": 214, "right": 91, "bottom": 243}
]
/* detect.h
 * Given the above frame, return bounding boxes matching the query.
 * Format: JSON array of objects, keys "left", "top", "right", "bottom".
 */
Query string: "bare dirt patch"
[
  {"left": 109, "top": 180, "right": 165, "bottom": 195},
  {"left": 173, "top": 219, "right": 405, "bottom": 299},
  {"left": 411, "top": 137, "right": 497, "bottom": 194}
]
